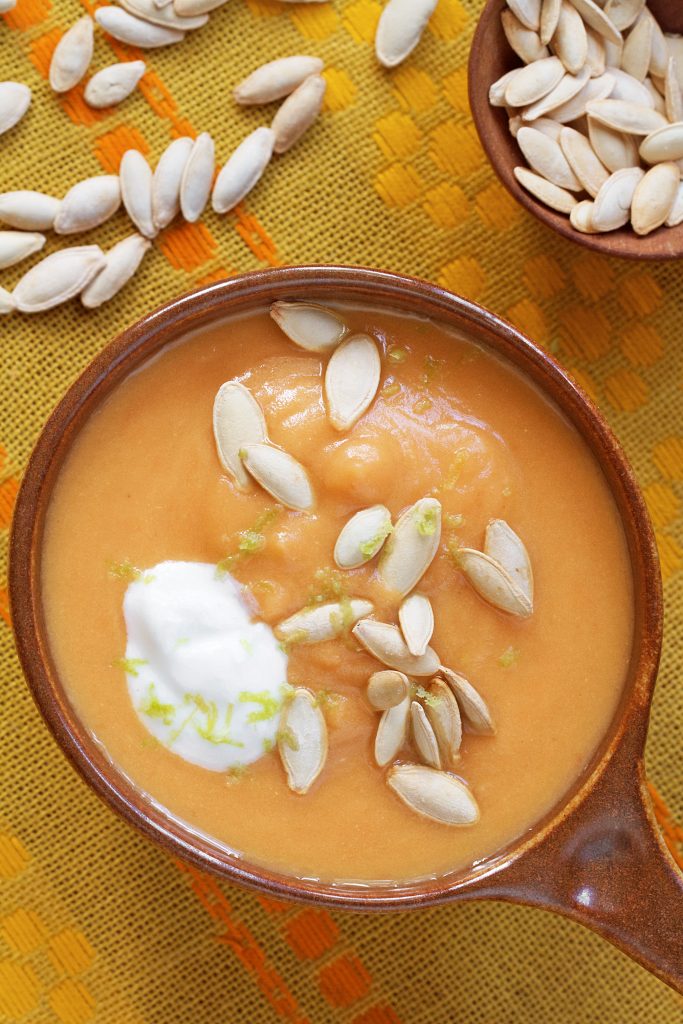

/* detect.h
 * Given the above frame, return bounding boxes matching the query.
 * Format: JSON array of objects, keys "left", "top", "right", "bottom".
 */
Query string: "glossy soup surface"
[{"left": 41, "top": 305, "right": 634, "bottom": 883}]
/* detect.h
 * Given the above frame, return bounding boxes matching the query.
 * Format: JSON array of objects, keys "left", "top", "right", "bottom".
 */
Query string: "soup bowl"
[{"left": 9, "top": 266, "right": 682, "bottom": 992}]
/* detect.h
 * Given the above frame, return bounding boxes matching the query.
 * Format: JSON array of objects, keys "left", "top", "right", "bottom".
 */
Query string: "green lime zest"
[
  {"left": 262, "top": 737, "right": 275, "bottom": 754},
  {"left": 446, "top": 513, "right": 464, "bottom": 529},
  {"left": 240, "top": 637, "right": 254, "bottom": 656},
  {"left": 413, "top": 684, "right": 442, "bottom": 708},
  {"left": 216, "top": 504, "right": 281, "bottom": 576},
  {"left": 108, "top": 559, "right": 154, "bottom": 584},
  {"left": 381, "top": 380, "right": 400, "bottom": 398},
  {"left": 359, "top": 521, "right": 392, "bottom": 558},
  {"left": 226, "top": 764, "right": 248, "bottom": 784},
  {"left": 443, "top": 449, "right": 469, "bottom": 490},
  {"left": 277, "top": 726, "right": 299, "bottom": 752},
  {"left": 314, "top": 690, "right": 345, "bottom": 710},
  {"left": 306, "top": 566, "right": 347, "bottom": 607},
  {"left": 416, "top": 507, "right": 438, "bottom": 537},
  {"left": 387, "top": 346, "right": 408, "bottom": 363},
  {"left": 239, "top": 690, "right": 281, "bottom": 723},
  {"left": 112, "top": 656, "right": 148, "bottom": 678},
  {"left": 190, "top": 696, "right": 244, "bottom": 747},
  {"left": 499, "top": 646, "right": 520, "bottom": 668},
  {"left": 139, "top": 683, "right": 176, "bottom": 726}
]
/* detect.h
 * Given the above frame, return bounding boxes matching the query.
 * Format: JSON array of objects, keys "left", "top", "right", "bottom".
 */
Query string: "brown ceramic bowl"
[
  {"left": 469, "top": 0, "right": 683, "bottom": 260},
  {"left": 9, "top": 267, "right": 683, "bottom": 992}
]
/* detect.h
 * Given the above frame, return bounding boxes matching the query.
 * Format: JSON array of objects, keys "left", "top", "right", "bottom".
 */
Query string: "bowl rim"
[
  {"left": 468, "top": 0, "right": 683, "bottom": 262},
  {"left": 9, "top": 264, "right": 663, "bottom": 909}
]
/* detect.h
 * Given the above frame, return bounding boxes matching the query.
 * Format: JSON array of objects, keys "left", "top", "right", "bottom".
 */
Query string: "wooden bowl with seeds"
[
  {"left": 9, "top": 267, "right": 682, "bottom": 992},
  {"left": 469, "top": 0, "right": 683, "bottom": 259}
]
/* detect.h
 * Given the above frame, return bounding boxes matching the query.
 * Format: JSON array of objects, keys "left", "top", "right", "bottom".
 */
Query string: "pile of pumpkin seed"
[
  {"left": 212, "top": 301, "right": 534, "bottom": 826},
  {"left": 492, "top": 0, "right": 683, "bottom": 235}
]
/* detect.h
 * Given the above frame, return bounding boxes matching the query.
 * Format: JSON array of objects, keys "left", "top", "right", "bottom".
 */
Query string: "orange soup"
[{"left": 41, "top": 304, "right": 634, "bottom": 883}]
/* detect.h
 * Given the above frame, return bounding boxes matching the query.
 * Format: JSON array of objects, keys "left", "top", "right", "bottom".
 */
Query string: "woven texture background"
[{"left": 1, "top": 0, "right": 683, "bottom": 1020}]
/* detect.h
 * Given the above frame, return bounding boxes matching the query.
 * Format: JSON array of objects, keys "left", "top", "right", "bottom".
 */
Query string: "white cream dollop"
[{"left": 122, "top": 561, "right": 288, "bottom": 771}]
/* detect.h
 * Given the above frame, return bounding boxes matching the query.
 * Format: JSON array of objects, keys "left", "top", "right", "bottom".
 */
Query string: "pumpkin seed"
[
  {"left": 152, "top": 136, "right": 193, "bottom": 230},
  {"left": 378, "top": 497, "right": 441, "bottom": 597},
  {"left": 241, "top": 442, "right": 315, "bottom": 511},
  {"left": 119, "top": 0, "right": 208, "bottom": 31},
  {"left": 546, "top": 71, "right": 614, "bottom": 123},
  {"left": 334, "top": 504, "right": 392, "bottom": 568},
  {"left": 522, "top": 68, "right": 589, "bottom": 120},
  {"left": 604, "top": 36, "right": 624, "bottom": 67},
  {"left": 425, "top": 678, "right": 462, "bottom": 764},
  {"left": 643, "top": 76, "right": 666, "bottom": 113},
  {"left": 353, "top": 619, "right": 440, "bottom": 676},
  {"left": 517, "top": 126, "right": 581, "bottom": 189},
  {"left": 410, "top": 701, "right": 441, "bottom": 769},
  {"left": 398, "top": 593, "right": 434, "bottom": 657},
  {"left": 567, "top": 0, "right": 622, "bottom": 45},
  {"left": 552, "top": 2, "right": 587, "bottom": 75},
  {"left": 278, "top": 688, "right": 327, "bottom": 794},
  {"left": 324, "top": 332, "right": 381, "bottom": 431},
  {"left": 120, "top": 149, "right": 156, "bottom": 238},
  {"left": 630, "top": 161, "right": 680, "bottom": 234},
  {"left": 539, "top": 0, "right": 561, "bottom": 45},
  {"left": 559, "top": 126, "right": 609, "bottom": 195},
  {"left": 180, "top": 132, "right": 214, "bottom": 222},
  {"left": 0, "top": 0, "right": 16, "bottom": 10},
  {"left": 529, "top": 116, "right": 563, "bottom": 139},
  {"left": 502, "top": 10, "right": 549, "bottom": 64},
  {"left": 84, "top": 60, "right": 146, "bottom": 108},
  {"left": 271, "top": 74, "right": 326, "bottom": 154},
  {"left": 645, "top": 9, "right": 667, "bottom": 78},
  {"left": 604, "top": 0, "right": 644, "bottom": 32},
  {"left": 570, "top": 198, "right": 599, "bottom": 231},
  {"left": 386, "top": 764, "right": 479, "bottom": 825},
  {"left": 276, "top": 599, "right": 373, "bottom": 644},
  {"left": 0, "top": 230, "right": 45, "bottom": 270},
  {"left": 173, "top": 0, "right": 228, "bottom": 14},
  {"left": 95, "top": 7, "right": 185, "bottom": 48},
  {"left": 505, "top": 56, "right": 564, "bottom": 106},
  {"left": 507, "top": 0, "right": 541, "bottom": 32},
  {"left": 213, "top": 382, "right": 267, "bottom": 488},
  {"left": 270, "top": 300, "right": 348, "bottom": 353},
  {"left": 484, "top": 519, "right": 534, "bottom": 605},
  {"left": 509, "top": 114, "right": 523, "bottom": 136},
  {"left": 437, "top": 666, "right": 496, "bottom": 735},
  {"left": 375, "top": 696, "right": 410, "bottom": 767},
  {"left": 620, "top": 11, "right": 652, "bottom": 81},
  {"left": 367, "top": 670, "right": 409, "bottom": 710},
  {"left": 591, "top": 164, "right": 644, "bottom": 228},
  {"left": 81, "top": 233, "right": 151, "bottom": 308},
  {"left": 49, "top": 16, "right": 93, "bottom": 93},
  {"left": 513, "top": 165, "right": 578, "bottom": 212},
  {"left": 0, "top": 286, "right": 15, "bottom": 314},
  {"left": 667, "top": 35, "right": 683, "bottom": 90},
  {"left": 639, "top": 121, "right": 683, "bottom": 163},
  {"left": 609, "top": 67, "right": 655, "bottom": 106},
  {"left": 665, "top": 58, "right": 683, "bottom": 122},
  {"left": 0, "top": 190, "right": 61, "bottom": 230},
  {"left": 212, "top": 127, "right": 274, "bottom": 214},
  {"left": 0, "top": 82, "right": 31, "bottom": 136},
  {"left": 665, "top": 181, "right": 683, "bottom": 226},
  {"left": 588, "top": 116, "right": 639, "bottom": 170},
  {"left": 585, "top": 97, "right": 667, "bottom": 133},
  {"left": 54, "top": 175, "right": 121, "bottom": 235},
  {"left": 456, "top": 546, "right": 533, "bottom": 617},
  {"left": 375, "top": 0, "right": 438, "bottom": 68},
  {"left": 490, "top": 68, "right": 524, "bottom": 106},
  {"left": 234, "top": 55, "right": 325, "bottom": 104},
  {"left": 12, "top": 245, "right": 105, "bottom": 313},
  {"left": 585, "top": 28, "right": 606, "bottom": 76}
]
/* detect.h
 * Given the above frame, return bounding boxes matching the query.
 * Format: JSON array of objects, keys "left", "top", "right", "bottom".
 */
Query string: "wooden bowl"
[
  {"left": 8, "top": 267, "right": 683, "bottom": 992},
  {"left": 469, "top": 0, "right": 683, "bottom": 260}
]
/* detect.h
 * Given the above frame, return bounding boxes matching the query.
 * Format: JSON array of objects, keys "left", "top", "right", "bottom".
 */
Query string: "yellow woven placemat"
[{"left": 1, "top": 0, "right": 682, "bottom": 1020}]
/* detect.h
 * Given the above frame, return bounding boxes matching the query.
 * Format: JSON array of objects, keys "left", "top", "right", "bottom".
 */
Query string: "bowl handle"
[{"left": 474, "top": 740, "right": 683, "bottom": 993}]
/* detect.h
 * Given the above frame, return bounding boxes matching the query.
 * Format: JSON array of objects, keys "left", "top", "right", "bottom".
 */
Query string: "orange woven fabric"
[{"left": 1, "top": 0, "right": 682, "bottom": 1020}]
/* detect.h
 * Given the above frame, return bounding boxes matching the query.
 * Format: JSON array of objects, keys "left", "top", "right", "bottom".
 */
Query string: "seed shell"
[
  {"left": 0, "top": 190, "right": 61, "bottom": 231},
  {"left": 0, "top": 230, "right": 45, "bottom": 270},
  {"left": 665, "top": 181, "right": 683, "bottom": 226},
  {"left": 375, "top": 696, "right": 410, "bottom": 767},
  {"left": 386, "top": 764, "right": 480, "bottom": 825},
  {"left": 665, "top": 58, "right": 683, "bottom": 122},
  {"left": 630, "top": 161, "right": 679, "bottom": 235},
  {"left": 398, "top": 592, "right": 434, "bottom": 657},
  {"left": 213, "top": 382, "right": 267, "bottom": 488},
  {"left": 54, "top": 175, "right": 121, "bottom": 235},
  {"left": 588, "top": 116, "right": 640, "bottom": 170},
  {"left": 513, "top": 165, "right": 577, "bottom": 212},
  {"left": 212, "top": 127, "right": 274, "bottom": 214},
  {"left": 180, "top": 132, "right": 214, "bottom": 222},
  {"left": 620, "top": 11, "right": 652, "bottom": 81},
  {"left": 456, "top": 547, "right": 533, "bottom": 617},
  {"left": 152, "top": 136, "right": 193, "bottom": 230},
  {"left": 604, "top": 0, "right": 644, "bottom": 31},
  {"left": 278, "top": 688, "right": 327, "bottom": 794},
  {"left": 570, "top": 198, "right": 599, "bottom": 231},
  {"left": 516, "top": 126, "right": 581, "bottom": 189},
  {"left": 375, "top": 0, "right": 438, "bottom": 68},
  {"left": 410, "top": 701, "right": 441, "bottom": 769},
  {"left": 608, "top": 67, "right": 655, "bottom": 106},
  {"left": 559, "top": 126, "right": 609, "bottom": 196},
  {"left": 118, "top": 0, "right": 208, "bottom": 31},
  {"left": 270, "top": 300, "right": 347, "bottom": 352},
  {"left": 95, "top": 7, "right": 185, "bottom": 48},
  {"left": 173, "top": 0, "right": 228, "bottom": 14},
  {"left": 353, "top": 619, "right": 440, "bottom": 677},
  {"left": 271, "top": 74, "right": 326, "bottom": 154},
  {"left": 276, "top": 599, "right": 373, "bottom": 644},
  {"left": 84, "top": 60, "right": 146, "bottom": 108},
  {"left": 484, "top": 519, "right": 534, "bottom": 605},
  {"left": 425, "top": 678, "right": 462, "bottom": 765},
  {"left": 81, "top": 233, "right": 151, "bottom": 308},
  {"left": 120, "top": 149, "right": 156, "bottom": 238},
  {"left": 241, "top": 442, "right": 315, "bottom": 511},
  {"left": 545, "top": 71, "right": 614, "bottom": 123},
  {"left": 586, "top": 97, "right": 667, "bottom": 134},
  {"left": 522, "top": 68, "right": 589, "bottom": 121},
  {"left": 585, "top": 28, "right": 606, "bottom": 76},
  {"left": 0, "top": 82, "right": 31, "bottom": 135},
  {"left": 552, "top": 2, "right": 587, "bottom": 75},
  {"left": 378, "top": 497, "right": 441, "bottom": 598},
  {"left": 639, "top": 121, "right": 683, "bottom": 163},
  {"left": 508, "top": 0, "right": 541, "bottom": 32},
  {"left": 591, "top": 164, "right": 644, "bottom": 228},
  {"left": 324, "top": 332, "right": 381, "bottom": 431},
  {"left": 505, "top": 55, "right": 564, "bottom": 106},
  {"left": 234, "top": 55, "right": 324, "bottom": 104},
  {"left": 539, "top": 0, "right": 561, "bottom": 44},
  {"left": 12, "top": 245, "right": 105, "bottom": 313},
  {"left": 367, "top": 670, "right": 409, "bottom": 710},
  {"left": 437, "top": 666, "right": 495, "bottom": 736},
  {"left": 49, "top": 16, "right": 94, "bottom": 93},
  {"left": 0, "top": 286, "right": 15, "bottom": 314},
  {"left": 567, "top": 0, "right": 622, "bottom": 45},
  {"left": 334, "top": 504, "right": 392, "bottom": 568},
  {"left": 490, "top": 68, "right": 523, "bottom": 106},
  {"left": 501, "top": 9, "right": 549, "bottom": 63}
]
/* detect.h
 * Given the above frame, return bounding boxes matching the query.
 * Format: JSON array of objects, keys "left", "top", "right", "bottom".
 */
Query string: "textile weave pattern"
[{"left": 1, "top": 0, "right": 682, "bottom": 1020}]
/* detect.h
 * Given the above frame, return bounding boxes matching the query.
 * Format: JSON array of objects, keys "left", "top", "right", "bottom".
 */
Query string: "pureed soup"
[{"left": 41, "top": 301, "right": 634, "bottom": 884}]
